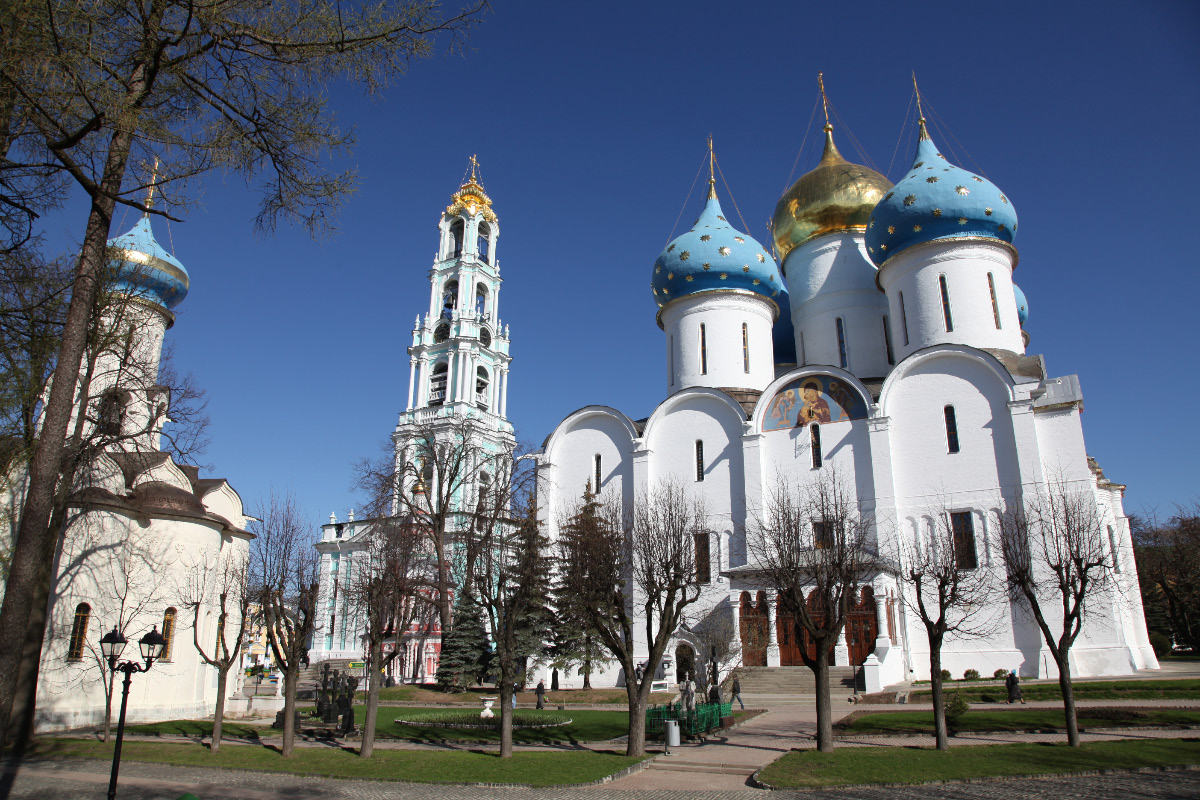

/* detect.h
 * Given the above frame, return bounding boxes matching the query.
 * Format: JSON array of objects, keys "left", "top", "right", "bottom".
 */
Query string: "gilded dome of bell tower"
[{"left": 772, "top": 123, "right": 892, "bottom": 264}]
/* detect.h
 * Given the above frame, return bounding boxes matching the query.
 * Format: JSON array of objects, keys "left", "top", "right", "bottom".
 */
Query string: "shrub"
[
  {"left": 1150, "top": 631, "right": 1171, "bottom": 657},
  {"left": 963, "top": 669, "right": 980, "bottom": 681},
  {"left": 940, "top": 669, "right": 952, "bottom": 682},
  {"left": 943, "top": 692, "right": 970, "bottom": 728},
  {"left": 994, "top": 668, "right": 1009, "bottom": 679}
]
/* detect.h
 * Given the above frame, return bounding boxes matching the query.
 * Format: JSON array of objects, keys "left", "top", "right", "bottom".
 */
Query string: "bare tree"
[
  {"left": 1134, "top": 504, "right": 1200, "bottom": 651},
  {"left": 997, "top": 480, "right": 1118, "bottom": 746},
  {"left": 896, "top": 507, "right": 997, "bottom": 750},
  {"left": 558, "top": 480, "right": 706, "bottom": 757},
  {"left": 471, "top": 459, "right": 553, "bottom": 758},
  {"left": 179, "top": 545, "right": 251, "bottom": 754},
  {"left": 252, "top": 492, "right": 319, "bottom": 758},
  {"left": 389, "top": 417, "right": 508, "bottom": 635},
  {"left": 686, "top": 603, "right": 742, "bottom": 688},
  {"left": 745, "top": 470, "right": 873, "bottom": 752},
  {"left": 0, "top": 0, "right": 488, "bottom": 742}
]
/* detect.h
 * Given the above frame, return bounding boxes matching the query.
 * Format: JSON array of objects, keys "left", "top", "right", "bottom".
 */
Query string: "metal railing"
[{"left": 646, "top": 701, "right": 732, "bottom": 738}]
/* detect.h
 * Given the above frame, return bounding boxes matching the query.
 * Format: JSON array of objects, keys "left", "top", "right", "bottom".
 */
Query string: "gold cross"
[{"left": 469, "top": 154, "right": 479, "bottom": 180}]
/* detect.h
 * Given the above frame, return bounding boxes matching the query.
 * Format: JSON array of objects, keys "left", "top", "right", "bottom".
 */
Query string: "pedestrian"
[
  {"left": 683, "top": 672, "right": 696, "bottom": 714},
  {"left": 512, "top": 683, "right": 519, "bottom": 709},
  {"left": 535, "top": 679, "right": 546, "bottom": 710},
  {"left": 731, "top": 674, "right": 744, "bottom": 710},
  {"left": 1005, "top": 669, "right": 1025, "bottom": 704}
]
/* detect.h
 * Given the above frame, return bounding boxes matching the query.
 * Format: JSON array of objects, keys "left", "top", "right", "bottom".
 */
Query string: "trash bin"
[{"left": 664, "top": 719, "right": 680, "bottom": 748}]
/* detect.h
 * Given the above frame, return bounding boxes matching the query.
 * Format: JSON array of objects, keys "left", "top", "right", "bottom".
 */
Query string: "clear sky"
[{"left": 46, "top": 0, "right": 1200, "bottom": 526}]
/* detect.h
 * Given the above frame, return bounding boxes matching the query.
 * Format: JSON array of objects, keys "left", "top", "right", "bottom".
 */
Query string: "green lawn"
[
  {"left": 909, "top": 679, "right": 1200, "bottom": 703},
  {"left": 125, "top": 706, "right": 630, "bottom": 744},
  {"left": 842, "top": 708, "right": 1200, "bottom": 735},
  {"left": 756, "top": 739, "right": 1200, "bottom": 788},
  {"left": 29, "top": 738, "right": 643, "bottom": 786}
]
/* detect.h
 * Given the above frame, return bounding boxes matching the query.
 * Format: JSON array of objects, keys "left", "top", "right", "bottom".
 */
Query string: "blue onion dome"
[
  {"left": 1013, "top": 283, "right": 1029, "bottom": 326},
  {"left": 107, "top": 214, "right": 189, "bottom": 311},
  {"left": 865, "top": 119, "right": 1017, "bottom": 268},
  {"left": 773, "top": 124, "right": 893, "bottom": 265},
  {"left": 652, "top": 182, "right": 781, "bottom": 325},
  {"left": 773, "top": 288, "right": 797, "bottom": 368}
]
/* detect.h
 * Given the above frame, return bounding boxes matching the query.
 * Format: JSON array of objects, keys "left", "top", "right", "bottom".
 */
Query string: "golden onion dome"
[{"left": 772, "top": 125, "right": 893, "bottom": 263}]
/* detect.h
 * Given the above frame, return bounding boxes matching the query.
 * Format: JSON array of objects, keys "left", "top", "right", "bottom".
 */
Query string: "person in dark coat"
[
  {"left": 1005, "top": 670, "right": 1025, "bottom": 704},
  {"left": 731, "top": 675, "right": 744, "bottom": 710},
  {"left": 535, "top": 679, "right": 546, "bottom": 709}
]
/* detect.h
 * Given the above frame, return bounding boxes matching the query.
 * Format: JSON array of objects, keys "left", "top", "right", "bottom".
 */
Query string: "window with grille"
[
  {"left": 810, "top": 424, "right": 822, "bottom": 468},
  {"left": 944, "top": 405, "right": 960, "bottom": 453},
  {"left": 594, "top": 454, "right": 602, "bottom": 493},
  {"left": 699, "top": 324, "right": 708, "bottom": 374},
  {"left": 987, "top": 272, "right": 1001, "bottom": 329},
  {"left": 813, "top": 520, "right": 834, "bottom": 549},
  {"left": 836, "top": 317, "right": 848, "bottom": 368},
  {"left": 883, "top": 316, "right": 895, "bottom": 365},
  {"left": 939, "top": 275, "right": 954, "bottom": 332},
  {"left": 899, "top": 291, "right": 910, "bottom": 346},
  {"left": 161, "top": 607, "right": 177, "bottom": 661},
  {"left": 694, "top": 533, "right": 711, "bottom": 584},
  {"left": 67, "top": 603, "right": 90, "bottom": 661},
  {"left": 742, "top": 323, "right": 750, "bottom": 373},
  {"left": 950, "top": 512, "right": 978, "bottom": 569},
  {"left": 695, "top": 440, "right": 704, "bottom": 482}
]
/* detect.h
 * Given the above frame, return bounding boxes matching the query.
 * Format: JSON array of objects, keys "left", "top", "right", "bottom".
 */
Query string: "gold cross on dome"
[{"left": 469, "top": 154, "right": 479, "bottom": 180}]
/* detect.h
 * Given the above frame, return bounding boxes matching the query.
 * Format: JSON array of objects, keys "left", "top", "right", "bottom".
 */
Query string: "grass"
[
  {"left": 26, "top": 738, "right": 644, "bottom": 786},
  {"left": 374, "top": 685, "right": 673, "bottom": 705},
  {"left": 909, "top": 679, "right": 1200, "bottom": 703},
  {"left": 756, "top": 738, "right": 1200, "bottom": 788},
  {"left": 124, "top": 707, "right": 630, "bottom": 744},
  {"left": 841, "top": 708, "right": 1200, "bottom": 735}
]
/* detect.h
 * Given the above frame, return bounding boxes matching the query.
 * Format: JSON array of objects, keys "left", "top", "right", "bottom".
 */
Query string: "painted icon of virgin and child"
[{"left": 767, "top": 378, "right": 858, "bottom": 431}]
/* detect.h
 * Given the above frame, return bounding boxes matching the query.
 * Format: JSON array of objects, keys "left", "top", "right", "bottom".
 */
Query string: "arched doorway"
[
  {"left": 845, "top": 586, "right": 878, "bottom": 666},
  {"left": 777, "top": 591, "right": 833, "bottom": 666},
  {"left": 675, "top": 643, "right": 695, "bottom": 684},
  {"left": 739, "top": 591, "right": 768, "bottom": 666}
]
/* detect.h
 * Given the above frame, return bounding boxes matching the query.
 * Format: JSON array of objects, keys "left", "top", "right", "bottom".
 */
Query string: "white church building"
[{"left": 535, "top": 109, "right": 1157, "bottom": 689}]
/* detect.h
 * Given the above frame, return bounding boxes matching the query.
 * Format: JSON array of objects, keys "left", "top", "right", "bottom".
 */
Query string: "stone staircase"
[{"left": 735, "top": 666, "right": 861, "bottom": 697}]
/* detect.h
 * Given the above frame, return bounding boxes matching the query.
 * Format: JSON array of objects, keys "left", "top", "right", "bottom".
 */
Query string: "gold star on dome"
[
  {"left": 757, "top": 254, "right": 766, "bottom": 263},
  {"left": 933, "top": 208, "right": 943, "bottom": 217},
  {"left": 655, "top": 265, "right": 661, "bottom": 273},
  {"left": 685, "top": 275, "right": 694, "bottom": 281},
  {"left": 753, "top": 278, "right": 761, "bottom": 285},
  {"left": 668, "top": 244, "right": 676, "bottom": 251},
  {"left": 734, "top": 236, "right": 745, "bottom": 243},
  {"left": 887, "top": 225, "right": 895, "bottom": 234},
  {"left": 1000, "top": 194, "right": 1008, "bottom": 204},
  {"left": 717, "top": 215, "right": 726, "bottom": 221},
  {"left": 719, "top": 272, "right": 728, "bottom": 279},
  {"left": 770, "top": 275, "right": 776, "bottom": 282},
  {"left": 926, "top": 176, "right": 939, "bottom": 183},
  {"left": 984, "top": 207, "right": 993, "bottom": 216},
  {"left": 702, "top": 262, "right": 711, "bottom": 270},
  {"left": 958, "top": 217, "right": 968, "bottom": 225},
  {"left": 997, "top": 223, "right": 1006, "bottom": 231},
  {"left": 868, "top": 247, "right": 874, "bottom": 254},
  {"left": 700, "top": 234, "right": 711, "bottom": 241},
  {"left": 972, "top": 176, "right": 984, "bottom": 182},
  {"left": 869, "top": 220, "right": 875, "bottom": 229},
  {"left": 881, "top": 244, "right": 888, "bottom": 251},
  {"left": 742, "top": 266, "right": 750, "bottom": 272},
  {"left": 913, "top": 224, "right": 922, "bottom": 232},
  {"left": 914, "top": 161, "right": 924, "bottom": 168},
  {"left": 680, "top": 251, "right": 690, "bottom": 260},
  {"left": 719, "top": 246, "right": 731, "bottom": 256},
  {"left": 884, "top": 192, "right": 894, "bottom": 201},
  {"left": 667, "top": 272, "right": 674, "bottom": 280},
  {"left": 904, "top": 195, "right": 916, "bottom": 206},
  {"left": 937, "top": 153, "right": 947, "bottom": 159},
  {"left": 955, "top": 186, "right": 969, "bottom": 196},
  {"left": 772, "top": 290, "right": 779, "bottom": 297}
]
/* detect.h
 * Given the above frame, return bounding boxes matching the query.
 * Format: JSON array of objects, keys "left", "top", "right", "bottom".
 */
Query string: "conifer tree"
[
  {"left": 435, "top": 591, "right": 490, "bottom": 691},
  {"left": 550, "top": 486, "right": 610, "bottom": 688}
]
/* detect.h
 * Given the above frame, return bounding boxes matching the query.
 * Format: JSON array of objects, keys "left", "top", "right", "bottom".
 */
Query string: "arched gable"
[
  {"left": 541, "top": 405, "right": 639, "bottom": 463},
  {"left": 642, "top": 388, "right": 747, "bottom": 449},
  {"left": 752, "top": 367, "right": 874, "bottom": 433},
  {"left": 878, "top": 344, "right": 1015, "bottom": 417}
]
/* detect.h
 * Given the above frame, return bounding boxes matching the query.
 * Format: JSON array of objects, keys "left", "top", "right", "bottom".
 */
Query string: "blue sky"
[{"left": 48, "top": 0, "right": 1200, "bottom": 525}]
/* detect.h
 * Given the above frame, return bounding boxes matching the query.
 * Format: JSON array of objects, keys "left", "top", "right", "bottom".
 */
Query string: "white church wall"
[{"left": 660, "top": 294, "right": 776, "bottom": 393}]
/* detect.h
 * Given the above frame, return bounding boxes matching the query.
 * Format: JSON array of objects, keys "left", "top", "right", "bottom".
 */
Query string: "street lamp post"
[{"left": 100, "top": 625, "right": 167, "bottom": 800}]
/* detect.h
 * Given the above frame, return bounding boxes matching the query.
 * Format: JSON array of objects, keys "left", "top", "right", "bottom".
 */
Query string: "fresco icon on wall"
[{"left": 764, "top": 375, "right": 868, "bottom": 432}]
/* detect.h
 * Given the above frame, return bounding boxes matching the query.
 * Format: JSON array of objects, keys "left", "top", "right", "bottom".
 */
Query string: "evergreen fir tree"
[
  {"left": 551, "top": 486, "right": 611, "bottom": 688},
  {"left": 435, "top": 591, "right": 490, "bottom": 691}
]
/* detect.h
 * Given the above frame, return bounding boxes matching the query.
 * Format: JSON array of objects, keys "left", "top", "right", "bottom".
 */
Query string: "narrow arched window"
[
  {"left": 695, "top": 440, "right": 704, "bottom": 482},
  {"left": 694, "top": 533, "right": 711, "bottom": 584},
  {"left": 449, "top": 220, "right": 464, "bottom": 259},
  {"left": 742, "top": 322, "right": 750, "bottom": 373},
  {"left": 987, "top": 272, "right": 1001, "bottom": 329},
  {"left": 429, "top": 362, "right": 448, "bottom": 405},
  {"left": 836, "top": 318, "right": 848, "bottom": 369},
  {"left": 441, "top": 279, "right": 458, "bottom": 319},
  {"left": 97, "top": 392, "right": 124, "bottom": 437},
  {"left": 475, "top": 283, "right": 489, "bottom": 317},
  {"left": 950, "top": 512, "right": 977, "bottom": 569},
  {"left": 882, "top": 316, "right": 895, "bottom": 365},
  {"left": 161, "top": 607, "right": 177, "bottom": 661},
  {"left": 67, "top": 603, "right": 90, "bottom": 660},
  {"left": 477, "top": 222, "right": 491, "bottom": 263},
  {"left": 475, "top": 367, "right": 490, "bottom": 409},
  {"left": 939, "top": 274, "right": 954, "bottom": 332},
  {"left": 810, "top": 423, "right": 822, "bottom": 468},
  {"left": 594, "top": 454, "right": 602, "bottom": 493},
  {"left": 699, "top": 324, "right": 708, "bottom": 375},
  {"left": 944, "top": 404, "right": 960, "bottom": 453},
  {"left": 899, "top": 291, "right": 910, "bottom": 346}
]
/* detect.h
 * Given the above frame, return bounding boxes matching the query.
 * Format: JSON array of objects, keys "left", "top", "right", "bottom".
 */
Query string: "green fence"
[{"left": 645, "top": 701, "right": 732, "bottom": 738}]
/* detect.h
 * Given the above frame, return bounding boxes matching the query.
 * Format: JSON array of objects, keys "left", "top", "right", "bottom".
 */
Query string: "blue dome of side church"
[
  {"left": 652, "top": 186, "right": 781, "bottom": 319},
  {"left": 1013, "top": 283, "right": 1029, "bottom": 326},
  {"left": 865, "top": 120, "right": 1017, "bottom": 268},
  {"left": 107, "top": 214, "right": 190, "bottom": 311}
]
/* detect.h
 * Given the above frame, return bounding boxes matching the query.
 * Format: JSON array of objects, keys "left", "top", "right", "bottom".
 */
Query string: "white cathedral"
[{"left": 535, "top": 111, "right": 1157, "bottom": 689}]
